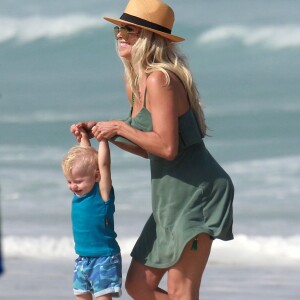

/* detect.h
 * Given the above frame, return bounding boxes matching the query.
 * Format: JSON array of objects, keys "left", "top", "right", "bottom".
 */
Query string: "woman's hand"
[
  {"left": 92, "top": 121, "right": 122, "bottom": 141},
  {"left": 70, "top": 121, "right": 96, "bottom": 142}
]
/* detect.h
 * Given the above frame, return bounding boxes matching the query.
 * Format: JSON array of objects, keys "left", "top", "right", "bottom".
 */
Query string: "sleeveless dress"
[{"left": 113, "top": 101, "right": 234, "bottom": 269}]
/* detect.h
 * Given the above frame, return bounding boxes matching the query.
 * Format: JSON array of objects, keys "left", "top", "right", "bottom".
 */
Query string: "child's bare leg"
[
  {"left": 76, "top": 293, "right": 93, "bottom": 300},
  {"left": 96, "top": 294, "right": 112, "bottom": 300}
]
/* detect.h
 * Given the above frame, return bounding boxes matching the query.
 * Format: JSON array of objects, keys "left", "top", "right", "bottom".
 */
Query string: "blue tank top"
[{"left": 71, "top": 183, "right": 120, "bottom": 257}]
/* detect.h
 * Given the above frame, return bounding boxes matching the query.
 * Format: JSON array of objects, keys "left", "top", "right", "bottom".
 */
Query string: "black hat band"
[{"left": 120, "top": 13, "right": 172, "bottom": 34}]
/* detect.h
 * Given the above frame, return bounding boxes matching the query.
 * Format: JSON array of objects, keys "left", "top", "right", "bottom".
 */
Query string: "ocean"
[{"left": 0, "top": 0, "right": 300, "bottom": 299}]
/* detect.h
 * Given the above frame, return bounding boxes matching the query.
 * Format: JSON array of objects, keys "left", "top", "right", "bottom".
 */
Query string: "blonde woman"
[{"left": 71, "top": 0, "right": 234, "bottom": 299}]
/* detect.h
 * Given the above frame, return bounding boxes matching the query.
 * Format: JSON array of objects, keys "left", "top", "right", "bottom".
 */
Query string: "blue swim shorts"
[{"left": 73, "top": 254, "right": 122, "bottom": 298}]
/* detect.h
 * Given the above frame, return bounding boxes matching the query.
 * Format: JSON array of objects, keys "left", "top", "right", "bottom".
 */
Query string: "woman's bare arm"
[{"left": 92, "top": 72, "right": 181, "bottom": 160}]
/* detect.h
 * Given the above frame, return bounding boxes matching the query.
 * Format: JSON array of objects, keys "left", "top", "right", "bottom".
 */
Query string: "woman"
[{"left": 71, "top": 0, "right": 234, "bottom": 299}]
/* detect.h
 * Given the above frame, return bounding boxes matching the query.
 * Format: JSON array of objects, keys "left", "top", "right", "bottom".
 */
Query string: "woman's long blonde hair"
[{"left": 118, "top": 29, "right": 207, "bottom": 137}]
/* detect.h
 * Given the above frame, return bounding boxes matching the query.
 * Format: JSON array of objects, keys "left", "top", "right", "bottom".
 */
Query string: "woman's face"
[{"left": 115, "top": 24, "right": 140, "bottom": 60}]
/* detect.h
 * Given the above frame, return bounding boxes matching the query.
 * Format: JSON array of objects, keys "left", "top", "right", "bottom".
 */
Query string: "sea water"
[{"left": 0, "top": 0, "right": 300, "bottom": 299}]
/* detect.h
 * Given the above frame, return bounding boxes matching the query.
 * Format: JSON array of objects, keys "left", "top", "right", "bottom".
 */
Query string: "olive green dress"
[{"left": 113, "top": 105, "right": 234, "bottom": 269}]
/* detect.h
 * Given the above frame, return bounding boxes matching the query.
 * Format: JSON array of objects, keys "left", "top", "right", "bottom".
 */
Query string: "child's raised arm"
[
  {"left": 79, "top": 129, "right": 91, "bottom": 147},
  {"left": 98, "top": 139, "right": 112, "bottom": 201}
]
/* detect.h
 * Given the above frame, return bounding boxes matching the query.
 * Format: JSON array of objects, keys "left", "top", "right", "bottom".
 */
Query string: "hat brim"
[{"left": 104, "top": 16, "right": 185, "bottom": 42}]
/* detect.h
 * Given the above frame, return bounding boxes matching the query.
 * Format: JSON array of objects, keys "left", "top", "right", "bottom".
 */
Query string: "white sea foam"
[
  {"left": 3, "top": 234, "right": 300, "bottom": 266},
  {"left": 226, "top": 155, "right": 300, "bottom": 182},
  {"left": 210, "top": 234, "right": 300, "bottom": 266},
  {"left": 0, "top": 145, "right": 64, "bottom": 164},
  {"left": 198, "top": 25, "right": 300, "bottom": 49},
  {"left": 2, "top": 15, "right": 300, "bottom": 50},
  {"left": 0, "top": 111, "right": 81, "bottom": 124},
  {"left": 0, "top": 15, "right": 104, "bottom": 43},
  {"left": 2, "top": 236, "right": 136, "bottom": 259},
  {"left": 225, "top": 156, "right": 300, "bottom": 196},
  {"left": 0, "top": 110, "right": 118, "bottom": 124}
]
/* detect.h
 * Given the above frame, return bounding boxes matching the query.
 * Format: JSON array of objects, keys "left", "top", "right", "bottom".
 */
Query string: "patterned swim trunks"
[{"left": 73, "top": 254, "right": 122, "bottom": 298}]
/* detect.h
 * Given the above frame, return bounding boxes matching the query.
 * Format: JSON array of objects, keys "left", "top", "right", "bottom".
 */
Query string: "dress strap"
[
  {"left": 130, "top": 89, "right": 146, "bottom": 114},
  {"left": 130, "top": 93, "right": 135, "bottom": 115},
  {"left": 143, "top": 88, "right": 147, "bottom": 107}
]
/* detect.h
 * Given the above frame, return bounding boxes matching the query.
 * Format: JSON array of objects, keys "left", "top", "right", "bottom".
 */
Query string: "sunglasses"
[{"left": 114, "top": 26, "right": 139, "bottom": 41}]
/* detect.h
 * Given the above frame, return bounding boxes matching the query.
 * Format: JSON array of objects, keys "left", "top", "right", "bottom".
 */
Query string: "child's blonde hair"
[{"left": 61, "top": 145, "right": 98, "bottom": 177}]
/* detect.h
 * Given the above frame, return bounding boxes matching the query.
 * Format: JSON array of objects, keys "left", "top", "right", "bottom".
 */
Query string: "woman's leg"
[
  {"left": 125, "top": 259, "right": 168, "bottom": 300},
  {"left": 167, "top": 233, "right": 213, "bottom": 300}
]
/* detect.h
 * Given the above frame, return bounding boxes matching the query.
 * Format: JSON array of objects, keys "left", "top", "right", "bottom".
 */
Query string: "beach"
[
  {"left": 1, "top": 257, "right": 299, "bottom": 299},
  {"left": 1, "top": 0, "right": 300, "bottom": 298}
]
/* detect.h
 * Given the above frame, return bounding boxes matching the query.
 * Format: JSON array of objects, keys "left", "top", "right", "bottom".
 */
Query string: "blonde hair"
[
  {"left": 119, "top": 29, "right": 207, "bottom": 137},
  {"left": 61, "top": 145, "right": 98, "bottom": 177}
]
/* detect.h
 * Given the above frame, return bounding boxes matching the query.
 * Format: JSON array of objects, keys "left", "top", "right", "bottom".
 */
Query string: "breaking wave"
[
  {"left": 198, "top": 25, "right": 300, "bottom": 49},
  {"left": 3, "top": 234, "right": 300, "bottom": 266},
  {"left": 0, "top": 14, "right": 104, "bottom": 43}
]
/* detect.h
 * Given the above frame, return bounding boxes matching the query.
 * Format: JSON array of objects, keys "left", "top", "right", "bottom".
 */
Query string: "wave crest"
[
  {"left": 0, "top": 15, "right": 103, "bottom": 43},
  {"left": 211, "top": 234, "right": 300, "bottom": 266},
  {"left": 3, "top": 234, "right": 300, "bottom": 265},
  {"left": 198, "top": 25, "right": 300, "bottom": 49}
]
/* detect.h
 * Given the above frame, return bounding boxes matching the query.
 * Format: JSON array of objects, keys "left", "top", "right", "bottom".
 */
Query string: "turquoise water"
[{"left": 0, "top": 0, "right": 300, "bottom": 299}]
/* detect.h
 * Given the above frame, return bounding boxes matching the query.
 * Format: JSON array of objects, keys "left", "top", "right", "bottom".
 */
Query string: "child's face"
[{"left": 65, "top": 163, "right": 99, "bottom": 197}]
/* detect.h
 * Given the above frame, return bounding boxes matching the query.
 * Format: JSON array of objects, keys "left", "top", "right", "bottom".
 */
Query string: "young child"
[{"left": 62, "top": 129, "right": 122, "bottom": 300}]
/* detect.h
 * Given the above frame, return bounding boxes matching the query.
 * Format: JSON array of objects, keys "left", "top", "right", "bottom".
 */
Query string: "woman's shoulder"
[
  {"left": 146, "top": 70, "right": 180, "bottom": 90},
  {"left": 147, "top": 70, "right": 181, "bottom": 86},
  {"left": 147, "top": 70, "right": 167, "bottom": 86}
]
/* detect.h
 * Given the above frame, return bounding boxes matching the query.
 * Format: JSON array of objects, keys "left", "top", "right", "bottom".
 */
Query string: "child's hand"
[
  {"left": 70, "top": 123, "right": 83, "bottom": 142},
  {"left": 70, "top": 122, "right": 96, "bottom": 142},
  {"left": 79, "top": 128, "right": 88, "bottom": 139},
  {"left": 92, "top": 121, "right": 121, "bottom": 141},
  {"left": 75, "top": 126, "right": 92, "bottom": 147}
]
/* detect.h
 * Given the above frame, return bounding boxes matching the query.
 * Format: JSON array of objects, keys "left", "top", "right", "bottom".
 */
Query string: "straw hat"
[{"left": 104, "top": 0, "right": 184, "bottom": 42}]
